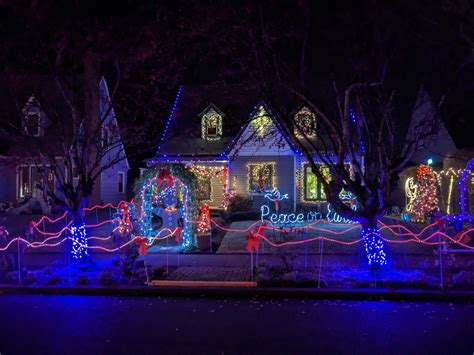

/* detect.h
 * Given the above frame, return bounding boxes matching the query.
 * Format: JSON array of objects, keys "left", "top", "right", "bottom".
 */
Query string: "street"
[{"left": 0, "top": 294, "right": 472, "bottom": 354}]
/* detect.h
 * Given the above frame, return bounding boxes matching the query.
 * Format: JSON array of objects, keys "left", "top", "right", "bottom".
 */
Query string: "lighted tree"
[
  {"left": 197, "top": 204, "right": 211, "bottom": 235},
  {"left": 411, "top": 165, "right": 439, "bottom": 220}
]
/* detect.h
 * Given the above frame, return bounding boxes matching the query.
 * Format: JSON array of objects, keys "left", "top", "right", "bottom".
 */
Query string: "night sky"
[{"left": 0, "top": 0, "right": 472, "bottom": 171}]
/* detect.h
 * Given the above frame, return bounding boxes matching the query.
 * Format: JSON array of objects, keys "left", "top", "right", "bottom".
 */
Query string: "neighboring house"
[
  {"left": 0, "top": 77, "right": 129, "bottom": 212},
  {"left": 392, "top": 87, "right": 474, "bottom": 215},
  {"left": 147, "top": 87, "right": 363, "bottom": 213}
]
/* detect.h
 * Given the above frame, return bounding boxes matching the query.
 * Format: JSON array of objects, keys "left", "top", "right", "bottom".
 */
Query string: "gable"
[
  {"left": 228, "top": 104, "right": 294, "bottom": 157},
  {"left": 99, "top": 77, "right": 130, "bottom": 170},
  {"left": 407, "top": 87, "right": 457, "bottom": 165}
]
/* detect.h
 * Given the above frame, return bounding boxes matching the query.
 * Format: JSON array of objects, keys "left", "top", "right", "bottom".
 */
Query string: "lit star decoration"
[{"left": 362, "top": 226, "right": 387, "bottom": 266}]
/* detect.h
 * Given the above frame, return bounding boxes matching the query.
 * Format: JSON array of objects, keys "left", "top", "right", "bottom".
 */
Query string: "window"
[
  {"left": 304, "top": 164, "right": 331, "bottom": 201},
  {"left": 248, "top": 163, "right": 274, "bottom": 193},
  {"left": 17, "top": 166, "right": 30, "bottom": 199},
  {"left": 118, "top": 172, "right": 125, "bottom": 193},
  {"left": 294, "top": 107, "right": 316, "bottom": 138},
  {"left": 303, "top": 163, "right": 352, "bottom": 201},
  {"left": 196, "top": 176, "right": 212, "bottom": 201},
  {"left": 22, "top": 96, "right": 43, "bottom": 137},
  {"left": 25, "top": 113, "right": 41, "bottom": 136},
  {"left": 201, "top": 107, "right": 223, "bottom": 140},
  {"left": 17, "top": 165, "right": 54, "bottom": 199}
]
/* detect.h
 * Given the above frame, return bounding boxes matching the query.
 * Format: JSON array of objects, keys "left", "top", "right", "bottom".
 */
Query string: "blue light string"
[
  {"left": 349, "top": 108, "right": 365, "bottom": 154},
  {"left": 156, "top": 85, "right": 184, "bottom": 156}
]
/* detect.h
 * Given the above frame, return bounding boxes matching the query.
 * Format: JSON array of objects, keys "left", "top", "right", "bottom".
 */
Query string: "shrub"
[
  {"left": 76, "top": 275, "right": 90, "bottom": 285},
  {"left": 229, "top": 211, "right": 260, "bottom": 222},
  {"left": 228, "top": 194, "right": 253, "bottom": 214},
  {"left": 24, "top": 271, "right": 36, "bottom": 285},
  {"left": 152, "top": 266, "right": 168, "bottom": 279},
  {"left": 99, "top": 269, "right": 115, "bottom": 286},
  {"left": 46, "top": 275, "right": 62, "bottom": 286}
]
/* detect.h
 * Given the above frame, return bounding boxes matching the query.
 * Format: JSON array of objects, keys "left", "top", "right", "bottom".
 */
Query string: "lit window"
[
  {"left": 248, "top": 163, "right": 274, "bottom": 193},
  {"left": 201, "top": 106, "right": 223, "bottom": 140},
  {"left": 303, "top": 163, "right": 351, "bottom": 201},
  {"left": 295, "top": 107, "right": 316, "bottom": 138},
  {"left": 118, "top": 172, "right": 125, "bottom": 193},
  {"left": 196, "top": 176, "right": 212, "bottom": 201},
  {"left": 304, "top": 164, "right": 330, "bottom": 201}
]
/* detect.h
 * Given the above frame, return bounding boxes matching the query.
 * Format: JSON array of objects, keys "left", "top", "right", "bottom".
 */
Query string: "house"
[
  {"left": 146, "top": 86, "right": 363, "bottom": 215},
  {"left": 0, "top": 77, "right": 129, "bottom": 213},
  {"left": 392, "top": 87, "right": 474, "bottom": 215}
]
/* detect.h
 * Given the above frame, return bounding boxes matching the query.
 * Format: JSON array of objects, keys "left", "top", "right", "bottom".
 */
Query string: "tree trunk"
[
  {"left": 360, "top": 216, "right": 387, "bottom": 267},
  {"left": 70, "top": 207, "right": 89, "bottom": 261}
]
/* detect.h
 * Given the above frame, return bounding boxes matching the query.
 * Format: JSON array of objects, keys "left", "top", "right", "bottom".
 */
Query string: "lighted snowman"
[{"left": 151, "top": 186, "right": 181, "bottom": 235}]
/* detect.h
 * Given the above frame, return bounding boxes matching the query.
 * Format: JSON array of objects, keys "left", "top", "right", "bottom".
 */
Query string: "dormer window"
[
  {"left": 294, "top": 106, "right": 316, "bottom": 138},
  {"left": 22, "top": 95, "right": 43, "bottom": 137},
  {"left": 200, "top": 104, "right": 224, "bottom": 140},
  {"left": 25, "top": 113, "right": 40, "bottom": 136}
]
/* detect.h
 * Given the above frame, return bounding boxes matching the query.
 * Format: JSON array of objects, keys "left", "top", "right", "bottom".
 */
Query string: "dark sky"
[{"left": 0, "top": 0, "right": 472, "bottom": 163}]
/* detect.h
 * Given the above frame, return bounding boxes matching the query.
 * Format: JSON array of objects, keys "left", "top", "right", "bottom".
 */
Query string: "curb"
[{"left": 0, "top": 285, "right": 473, "bottom": 302}]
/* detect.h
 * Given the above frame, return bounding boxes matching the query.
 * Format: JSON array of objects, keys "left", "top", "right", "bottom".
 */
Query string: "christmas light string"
[
  {"left": 156, "top": 85, "right": 183, "bottom": 156},
  {"left": 2, "top": 198, "right": 474, "bottom": 254},
  {"left": 2, "top": 221, "right": 473, "bottom": 252}
]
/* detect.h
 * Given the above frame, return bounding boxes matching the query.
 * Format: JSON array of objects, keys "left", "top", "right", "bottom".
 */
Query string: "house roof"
[
  {"left": 0, "top": 74, "right": 128, "bottom": 165},
  {"left": 153, "top": 85, "right": 332, "bottom": 161}
]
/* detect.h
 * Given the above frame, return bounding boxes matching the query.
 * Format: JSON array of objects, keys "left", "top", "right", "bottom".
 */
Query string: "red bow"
[
  {"left": 175, "top": 226, "right": 182, "bottom": 243},
  {"left": 246, "top": 225, "right": 266, "bottom": 253},
  {"left": 246, "top": 231, "right": 260, "bottom": 252},
  {"left": 157, "top": 167, "right": 174, "bottom": 188},
  {"left": 135, "top": 237, "right": 148, "bottom": 256}
]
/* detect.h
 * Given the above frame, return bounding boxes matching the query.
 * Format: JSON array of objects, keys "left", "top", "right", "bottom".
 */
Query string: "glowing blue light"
[
  {"left": 156, "top": 85, "right": 183, "bottom": 155},
  {"left": 362, "top": 226, "right": 387, "bottom": 266},
  {"left": 71, "top": 223, "right": 88, "bottom": 260}
]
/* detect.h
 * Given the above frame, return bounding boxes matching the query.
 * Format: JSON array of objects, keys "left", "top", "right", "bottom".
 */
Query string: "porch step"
[
  {"left": 149, "top": 280, "right": 257, "bottom": 287},
  {"left": 209, "top": 208, "right": 223, "bottom": 218},
  {"left": 164, "top": 266, "right": 251, "bottom": 282}
]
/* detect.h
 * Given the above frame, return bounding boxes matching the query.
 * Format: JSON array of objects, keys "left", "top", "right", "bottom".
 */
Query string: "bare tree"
[{"left": 230, "top": 1, "right": 455, "bottom": 265}]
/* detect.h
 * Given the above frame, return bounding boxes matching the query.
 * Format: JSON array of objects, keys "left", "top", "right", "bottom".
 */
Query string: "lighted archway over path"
[{"left": 138, "top": 170, "right": 192, "bottom": 248}]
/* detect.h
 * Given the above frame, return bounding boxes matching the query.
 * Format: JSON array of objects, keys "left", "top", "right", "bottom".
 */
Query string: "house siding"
[
  {"left": 229, "top": 155, "right": 295, "bottom": 209},
  {"left": 0, "top": 166, "right": 16, "bottom": 202},
  {"left": 100, "top": 161, "right": 128, "bottom": 205}
]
